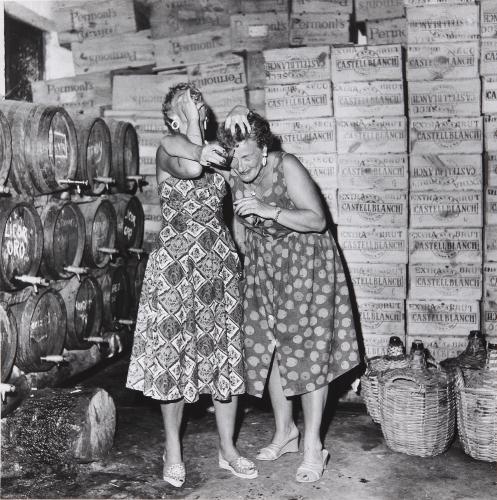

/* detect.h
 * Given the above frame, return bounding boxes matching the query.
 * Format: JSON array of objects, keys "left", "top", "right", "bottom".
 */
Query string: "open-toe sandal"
[
  {"left": 219, "top": 453, "right": 258, "bottom": 479},
  {"left": 256, "top": 433, "right": 300, "bottom": 461},
  {"left": 163, "top": 459, "right": 186, "bottom": 487},
  {"left": 295, "top": 449, "right": 329, "bottom": 483}
]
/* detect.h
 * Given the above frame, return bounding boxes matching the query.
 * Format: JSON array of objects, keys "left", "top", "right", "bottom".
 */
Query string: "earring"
[
  {"left": 262, "top": 153, "right": 267, "bottom": 167},
  {"left": 170, "top": 119, "right": 180, "bottom": 131},
  {"left": 203, "top": 117, "right": 208, "bottom": 131}
]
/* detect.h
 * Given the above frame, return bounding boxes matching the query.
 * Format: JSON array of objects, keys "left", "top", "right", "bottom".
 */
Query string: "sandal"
[
  {"left": 295, "top": 449, "right": 329, "bottom": 483},
  {"left": 256, "top": 432, "right": 300, "bottom": 461},
  {"left": 218, "top": 452, "right": 258, "bottom": 479},
  {"left": 163, "top": 456, "right": 185, "bottom": 487}
]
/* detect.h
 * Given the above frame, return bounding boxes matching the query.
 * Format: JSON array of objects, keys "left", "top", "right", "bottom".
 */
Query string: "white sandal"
[
  {"left": 163, "top": 460, "right": 185, "bottom": 487},
  {"left": 295, "top": 449, "right": 329, "bottom": 483},
  {"left": 219, "top": 452, "right": 258, "bottom": 479},
  {"left": 256, "top": 433, "right": 300, "bottom": 461}
]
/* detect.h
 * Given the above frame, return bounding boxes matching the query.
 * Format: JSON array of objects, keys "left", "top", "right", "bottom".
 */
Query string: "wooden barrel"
[
  {"left": 10, "top": 288, "right": 66, "bottom": 373},
  {"left": 0, "top": 110, "right": 12, "bottom": 188},
  {"left": 73, "top": 116, "right": 112, "bottom": 195},
  {"left": 126, "top": 255, "right": 148, "bottom": 317},
  {"left": 109, "top": 194, "right": 144, "bottom": 253},
  {"left": 59, "top": 275, "right": 103, "bottom": 350},
  {"left": 38, "top": 199, "right": 86, "bottom": 280},
  {"left": 95, "top": 265, "right": 130, "bottom": 328},
  {"left": 77, "top": 198, "right": 117, "bottom": 268},
  {"left": 0, "top": 100, "right": 78, "bottom": 195},
  {"left": 106, "top": 119, "right": 139, "bottom": 193},
  {"left": 0, "top": 302, "right": 17, "bottom": 382},
  {"left": 0, "top": 199, "right": 44, "bottom": 291}
]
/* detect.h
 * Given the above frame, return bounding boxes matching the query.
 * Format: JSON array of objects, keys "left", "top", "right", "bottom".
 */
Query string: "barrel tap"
[
  {"left": 94, "top": 176, "right": 114, "bottom": 191},
  {"left": 15, "top": 275, "right": 50, "bottom": 293},
  {"left": 102, "top": 331, "right": 123, "bottom": 358},
  {"left": 58, "top": 179, "right": 89, "bottom": 194},
  {"left": 63, "top": 265, "right": 90, "bottom": 281},
  {"left": 0, "top": 383, "right": 15, "bottom": 402},
  {"left": 98, "top": 247, "right": 119, "bottom": 261},
  {"left": 128, "top": 248, "right": 145, "bottom": 260},
  {"left": 116, "top": 319, "right": 135, "bottom": 327},
  {"left": 40, "top": 354, "right": 67, "bottom": 367},
  {"left": 126, "top": 175, "right": 145, "bottom": 191}
]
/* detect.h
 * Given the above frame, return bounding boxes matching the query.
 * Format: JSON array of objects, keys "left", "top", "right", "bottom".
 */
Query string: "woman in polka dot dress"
[{"left": 218, "top": 110, "right": 360, "bottom": 483}]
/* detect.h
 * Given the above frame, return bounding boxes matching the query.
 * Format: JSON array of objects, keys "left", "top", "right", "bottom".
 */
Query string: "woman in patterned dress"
[
  {"left": 126, "top": 84, "right": 258, "bottom": 487},
  {"left": 217, "top": 109, "right": 361, "bottom": 483}
]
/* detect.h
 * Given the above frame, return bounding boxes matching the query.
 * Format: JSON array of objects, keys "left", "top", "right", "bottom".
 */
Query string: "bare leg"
[
  {"left": 301, "top": 385, "right": 328, "bottom": 464},
  {"left": 213, "top": 396, "right": 239, "bottom": 461},
  {"left": 161, "top": 399, "right": 185, "bottom": 467}
]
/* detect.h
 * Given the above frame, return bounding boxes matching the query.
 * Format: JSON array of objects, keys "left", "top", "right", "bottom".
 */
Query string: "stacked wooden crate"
[
  {"left": 332, "top": 44, "right": 408, "bottom": 357},
  {"left": 481, "top": 0, "right": 497, "bottom": 342},
  {"left": 406, "top": 0, "right": 483, "bottom": 360}
]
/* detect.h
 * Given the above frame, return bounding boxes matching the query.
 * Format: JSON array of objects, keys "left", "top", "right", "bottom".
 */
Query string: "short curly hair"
[
  {"left": 217, "top": 111, "right": 274, "bottom": 151},
  {"left": 162, "top": 82, "right": 203, "bottom": 125}
]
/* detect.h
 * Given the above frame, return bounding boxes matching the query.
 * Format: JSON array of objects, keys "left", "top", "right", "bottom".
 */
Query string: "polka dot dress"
[{"left": 229, "top": 152, "right": 360, "bottom": 398}]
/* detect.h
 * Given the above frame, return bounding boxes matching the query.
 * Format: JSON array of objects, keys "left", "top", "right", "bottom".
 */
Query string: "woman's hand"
[
  {"left": 233, "top": 196, "right": 277, "bottom": 220},
  {"left": 225, "top": 105, "right": 251, "bottom": 136},
  {"left": 178, "top": 89, "right": 200, "bottom": 123},
  {"left": 199, "top": 143, "right": 227, "bottom": 167}
]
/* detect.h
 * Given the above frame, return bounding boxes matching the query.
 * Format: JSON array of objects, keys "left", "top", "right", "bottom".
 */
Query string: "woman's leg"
[
  {"left": 213, "top": 396, "right": 240, "bottom": 461},
  {"left": 300, "top": 385, "right": 328, "bottom": 464},
  {"left": 161, "top": 399, "right": 185, "bottom": 466}
]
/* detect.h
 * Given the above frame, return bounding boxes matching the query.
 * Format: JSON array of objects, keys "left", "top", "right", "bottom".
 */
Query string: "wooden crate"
[
  {"left": 486, "top": 187, "right": 497, "bottom": 226},
  {"left": 154, "top": 29, "right": 232, "bottom": 70},
  {"left": 247, "top": 89, "right": 266, "bottom": 116},
  {"left": 338, "top": 226, "right": 408, "bottom": 264},
  {"left": 409, "top": 227, "right": 483, "bottom": 264},
  {"left": 333, "top": 80, "right": 404, "bottom": 118},
  {"left": 357, "top": 299, "right": 405, "bottom": 337},
  {"left": 203, "top": 88, "right": 247, "bottom": 122},
  {"left": 408, "top": 79, "right": 481, "bottom": 118},
  {"left": 481, "top": 39, "right": 497, "bottom": 76},
  {"left": 292, "top": 0, "right": 352, "bottom": 14},
  {"left": 246, "top": 51, "right": 266, "bottom": 90},
  {"left": 363, "top": 334, "right": 406, "bottom": 358},
  {"left": 330, "top": 44, "right": 402, "bottom": 83},
  {"left": 410, "top": 191, "right": 483, "bottom": 228},
  {"left": 406, "top": 42, "right": 479, "bottom": 81},
  {"left": 230, "top": 12, "right": 289, "bottom": 52},
  {"left": 482, "top": 300, "right": 497, "bottom": 340},
  {"left": 406, "top": 5, "right": 479, "bottom": 44},
  {"left": 270, "top": 117, "right": 336, "bottom": 154},
  {"left": 483, "top": 77, "right": 497, "bottom": 115},
  {"left": 366, "top": 17, "right": 407, "bottom": 47},
  {"left": 409, "top": 117, "right": 483, "bottom": 154},
  {"left": 404, "top": 0, "right": 478, "bottom": 5},
  {"left": 232, "top": 0, "right": 289, "bottom": 13},
  {"left": 143, "top": 203, "right": 161, "bottom": 252},
  {"left": 336, "top": 117, "right": 407, "bottom": 154},
  {"left": 355, "top": 0, "right": 405, "bottom": 22},
  {"left": 409, "top": 263, "right": 482, "bottom": 301},
  {"left": 347, "top": 263, "right": 407, "bottom": 299},
  {"left": 485, "top": 225, "right": 497, "bottom": 262},
  {"left": 338, "top": 153, "right": 408, "bottom": 191},
  {"left": 405, "top": 335, "right": 471, "bottom": 362},
  {"left": 409, "top": 154, "right": 482, "bottom": 192},
  {"left": 486, "top": 152, "right": 497, "bottom": 187},
  {"left": 31, "top": 72, "right": 112, "bottom": 117},
  {"left": 295, "top": 153, "right": 338, "bottom": 189},
  {"left": 289, "top": 12, "right": 350, "bottom": 46},
  {"left": 263, "top": 46, "right": 331, "bottom": 85},
  {"left": 71, "top": 30, "right": 154, "bottom": 75},
  {"left": 481, "top": 0, "right": 497, "bottom": 39},
  {"left": 321, "top": 188, "right": 339, "bottom": 222},
  {"left": 187, "top": 55, "right": 246, "bottom": 93},
  {"left": 406, "top": 299, "right": 480, "bottom": 337},
  {"left": 337, "top": 190, "right": 408, "bottom": 227},
  {"left": 484, "top": 115, "right": 497, "bottom": 151},
  {"left": 52, "top": 0, "right": 136, "bottom": 45},
  {"left": 484, "top": 264, "right": 497, "bottom": 301},
  {"left": 148, "top": 0, "right": 231, "bottom": 39},
  {"left": 264, "top": 81, "right": 332, "bottom": 120}
]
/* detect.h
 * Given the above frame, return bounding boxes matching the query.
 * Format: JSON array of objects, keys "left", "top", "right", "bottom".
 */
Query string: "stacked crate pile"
[
  {"left": 331, "top": 44, "right": 408, "bottom": 357},
  {"left": 406, "top": 0, "right": 484, "bottom": 360},
  {"left": 481, "top": 0, "right": 497, "bottom": 341}
]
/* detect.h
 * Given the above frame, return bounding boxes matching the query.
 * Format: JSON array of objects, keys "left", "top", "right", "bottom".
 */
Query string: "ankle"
[{"left": 219, "top": 442, "right": 239, "bottom": 461}]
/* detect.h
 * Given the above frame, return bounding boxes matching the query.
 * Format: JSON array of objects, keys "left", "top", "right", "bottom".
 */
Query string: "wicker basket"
[
  {"left": 378, "top": 343, "right": 457, "bottom": 457},
  {"left": 441, "top": 330, "right": 487, "bottom": 380},
  {"left": 361, "top": 336, "right": 408, "bottom": 424}
]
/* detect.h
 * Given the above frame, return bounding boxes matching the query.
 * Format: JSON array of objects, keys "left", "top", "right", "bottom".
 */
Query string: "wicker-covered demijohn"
[
  {"left": 361, "top": 336, "right": 409, "bottom": 423},
  {"left": 441, "top": 330, "right": 487, "bottom": 380},
  {"left": 378, "top": 340, "right": 457, "bottom": 457},
  {"left": 456, "top": 342, "right": 497, "bottom": 462}
]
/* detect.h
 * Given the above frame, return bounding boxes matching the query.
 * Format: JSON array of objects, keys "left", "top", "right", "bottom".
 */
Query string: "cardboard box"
[
  {"left": 482, "top": 300, "right": 497, "bottom": 340},
  {"left": 484, "top": 114, "right": 497, "bottom": 151},
  {"left": 292, "top": 0, "right": 352, "bottom": 14},
  {"left": 348, "top": 263, "right": 407, "bottom": 299},
  {"left": 405, "top": 335, "right": 470, "bottom": 362},
  {"left": 356, "top": 299, "right": 405, "bottom": 336},
  {"left": 203, "top": 88, "right": 247, "bottom": 122},
  {"left": 356, "top": 0, "right": 405, "bottom": 22},
  {"left": 483, "top": 77, "right": 497, "bottom": 115},
  {"left": 409, "top": 227, "right": 483, "bottom": 264},
  {"left": 481, "top": 39, "right": 497, "bottom": 76},
  {"left": 186, "top": 55, "right": 246, "bottom": 93},
  {"left": 485, "top": 225, "right": 497, "bottom": 262},
  {"left": 289, "top": 12, "right": 350, "bottom": 46},
  {"left": 481, "top": 0, "right": 497, "bottom": 39},
  {"left": 295, "top": 153, "right": 338, "bottom": 190},
  {"left": 486, "top": 152, "right": 497, "bottom": 187},
  {"left": 366, "top": 17, "right": 406, "bottom": 46},
  {"left": 321, "top": 188, "right": 339, "bottom": 222},
  {"left": 486, "top": 188, "right": 497, "bottom": 227},
  {"left": 484, "top": 264, "right": 497, "bottom": 301}
]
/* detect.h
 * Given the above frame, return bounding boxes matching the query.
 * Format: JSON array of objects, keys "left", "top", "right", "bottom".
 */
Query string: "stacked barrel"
[{"left": 405, "top": 1, "right": 483, "bottom": 361}]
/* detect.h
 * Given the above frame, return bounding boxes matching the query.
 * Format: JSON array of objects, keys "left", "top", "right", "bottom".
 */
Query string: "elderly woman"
[
  {"left": 126, "top": 84, "right": 258, "bottom": 487},
  {"left": 217, "top": 108, "right": 361, "bottom": 482}
]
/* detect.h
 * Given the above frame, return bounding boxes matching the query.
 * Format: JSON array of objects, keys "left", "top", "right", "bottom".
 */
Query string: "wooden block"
[
  {"left": 233, "top": 0, "right": 289, "bottom": 13},
  {"left": 289, "top": 12, "right": 350, "bottom": 46},
  {"left": 409, "top": 227, "right": 483, "bottom": 264},
  {"left": 406, "top": 42, "right": 479, "bottom": 81},
  {"left": 485, "top": 115, "right": 497, "bottom": 151},
  {"left": 270, "top": 117, "right": 336, "bottom": 154},
  {"left": 484, "top": 263, "right": 497, "bottom": 301},
  {"left": 338, "top": 226, "right": 408, "bottom": 264},
  {"left": 410, "top": 191, "right": 482, "bottom": 228},
  {"left": 481, "top": 39, "right": 497, "bottom": 76},
  {"left": 154, "top": 29, "right": 232, "bottom": 70},
  {"left": 363, "top": 333, "right": 406, "bottom": 358},
  {"left": 330, "top": 44, "right": 402, "bottom": 83},
  {"left": 357, "top": 299, "right": 405, "bottom": 337},
  {"left": 247, "top": 89, "right": 266, "bottom": 116},
  {"left": 52, "top": 0, "right": 136, "bottom": 45},
  {"left": 409, "top": 117, "right": 483, "bottom": 154},
  {"left": 187, "top": 55, "right": 246, "bottom": 93},
  {"left": 264, "top": 81, "right": 332, "bottom": 120},
  {"left": 482, "top": 300, "right": 497, "bottom": 340},
  {"left": 295, "top": 153, "right": 338, "bottom": 190},
  {"left": 263, "top": 46, "right": 331, "bottom": 85},
  {"left": 338, "top": 154, "right": 408, "bottom": 191},
  {"left": 72, "top": 30, "right": 154, "bottom": 75},
  {"left": 148, "top": 0, "right": 231, "bottom": 39},
  {"left": 203, "top": 88, "right": 247, "bottom": 122},
  {"left": 366, "top": 17, "right": 407, "bottom": 47},
  {"left": 31, "top": 72, "right": 112, "bottom": 117},
  {"left": 405, "top": 335, "right": 470, "bottom": 362},
  {"left": 483, "top": 77, "right": 497, "bottom": 115},
  {"left": 246, "top": 51, "right": 266, "bottom": 89},
  {"left": 409, "top": 154, "right": 482, "bottom": 192},
  {"left": 336, "top": 117, "right": 407, "bottom": 154},
  {"left": 348, "top": 263, "right": 407, "bottom": 299},
  {"left": 481, "top": 0, "right": 497, "bottom": 39},
  {"left": 485, "top": 225, "right": 497, "bottom": 262},
  {"left": 408, "top": 79, "right": 480, "bottom": 118},
  {"left": 406, "top": 299, "right": 480, "bottom": 337},
  {"left": 486, "top": 187, "right": 497, "bottom": 225},
  {"left": 355, "top": 0, "right": 405, "bottom": 22},
  {"left": 406, "top": 5, "right": 479, "bottom": 44},
  {"left": 292, "top": 0, "right": 353, "bottom": 14},
  {"left": 486, "top": 152, "right": 497, "bottom": 187},
  {"left": 334, "top": 80, "right": 404, "bottom": 118},
  {"left": 230, "top": 12, "right": 289, "bottom": 52},
  {"left": 409, "top": 263, "right": 482, "bottom": 301}
]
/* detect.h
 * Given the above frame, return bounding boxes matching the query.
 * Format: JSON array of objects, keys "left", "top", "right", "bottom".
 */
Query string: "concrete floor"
[{"left": 1, "top": 357, "right": 496, "bottom": 500}]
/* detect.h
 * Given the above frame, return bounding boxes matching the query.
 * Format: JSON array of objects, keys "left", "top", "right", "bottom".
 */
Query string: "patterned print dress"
[
  {"left": 126, "top": 171, "right": 245, "bottom": 403},
  {"left": 229, "top": 152, "right": 360, "bottom": 398}
]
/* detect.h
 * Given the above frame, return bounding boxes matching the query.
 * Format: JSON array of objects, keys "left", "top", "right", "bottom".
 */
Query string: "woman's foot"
[
  {"left": 218, "top": 451, "right": 258, "bottom": 479},
  {"left": 295, "top": 449, "right": 329, "bottom": 483},
  {"left": 163, "top": 454, "right": 185, "bottom": 487},
  {"left": 256, "top": 424, "right": 300, "bottom": 461}
]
